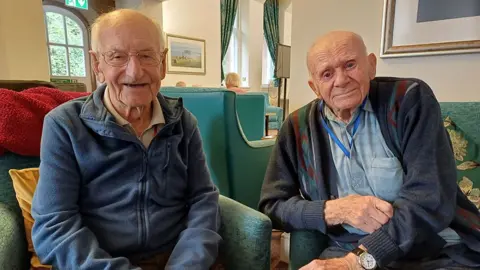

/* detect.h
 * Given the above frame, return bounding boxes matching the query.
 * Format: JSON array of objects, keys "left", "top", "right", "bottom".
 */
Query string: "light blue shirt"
[{"left": 323, "top": 99, "right": 460, "bottom": 245}]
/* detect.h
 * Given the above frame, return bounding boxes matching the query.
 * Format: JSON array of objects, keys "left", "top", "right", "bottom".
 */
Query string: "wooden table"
[{"left": 265, "top": 112, "right": 277, "bottom": 136}]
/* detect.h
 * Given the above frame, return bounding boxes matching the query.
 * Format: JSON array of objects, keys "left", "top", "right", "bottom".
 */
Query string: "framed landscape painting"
[
  {"left": 166, "top": 34, "right": 206, "bottom": 75},
  {"left": 380, "top": 0, "right": 480, "bottom": 58}
]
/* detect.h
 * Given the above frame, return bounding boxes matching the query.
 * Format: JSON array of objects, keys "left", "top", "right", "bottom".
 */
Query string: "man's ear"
[
  {"left": 160, "top": 48, "right": 168, "bottom": 80},
  {"left": 89, "top": 50, "right": 105, "bottom": 83},
  {"left": 308, "top": 79, "right": 322, "bottom": 99},
  {"left": 367, "top": 53, "right": 377, "bottom": 80}
]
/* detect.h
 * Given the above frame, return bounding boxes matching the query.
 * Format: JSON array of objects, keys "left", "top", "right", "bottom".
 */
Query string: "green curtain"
[
  {"left": 221, "top": 0, "right": 239, "bottom": 81},
  {"left": 263, "top": 0, "right": 280, "bottom": 86}
]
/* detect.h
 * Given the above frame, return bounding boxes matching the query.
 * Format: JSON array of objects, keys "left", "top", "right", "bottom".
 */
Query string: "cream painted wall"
[
  {"left": 289, "top": 0, "right": 480, "bottom": 112},
  {"left": 0, "top": 0, "right": 50, "bottom": 81},
  {"left": 279, "top": 2, "right": 292, "bottom": 45},
  {"left": 162, "top": 0, "right": 221, "bottom": 87},
  {"left": 247, "top": 0, "right": 265, "bottom": 90}
]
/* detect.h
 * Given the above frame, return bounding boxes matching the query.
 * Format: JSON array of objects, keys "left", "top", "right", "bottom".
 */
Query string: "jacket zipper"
[
  {"left": 139, "top": 138, "right": 170, "bottom": 248},
  {"left": 139, "top": 151, "right": 147, "bottom": 247}
]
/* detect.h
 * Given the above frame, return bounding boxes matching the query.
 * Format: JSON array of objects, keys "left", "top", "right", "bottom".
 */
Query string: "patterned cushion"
[{"left": 444, "top": 116, "right": 480, "bottom": 208}]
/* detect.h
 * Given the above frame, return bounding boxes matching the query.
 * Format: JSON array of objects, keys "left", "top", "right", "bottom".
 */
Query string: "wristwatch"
[{"left": 351, "top": 247, "right": 377, "bottom": 269}]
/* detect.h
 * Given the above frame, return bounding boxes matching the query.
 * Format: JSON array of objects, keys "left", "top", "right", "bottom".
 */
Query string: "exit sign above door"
[{"left": 65, "top": 0, "right": 88, "bottom": 10}]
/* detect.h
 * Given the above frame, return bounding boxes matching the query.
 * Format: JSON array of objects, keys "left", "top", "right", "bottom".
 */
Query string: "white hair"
[
  {"left": 225, "top": 72, "right": 241, "bottom": 88},
  {"left": 90, "top": 9, "right": 165, "bottom": 53}
]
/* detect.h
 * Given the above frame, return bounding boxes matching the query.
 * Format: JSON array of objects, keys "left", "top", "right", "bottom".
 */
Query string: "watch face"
[{"left": 360, "top": 253, "right": 376, "bottom": 269}]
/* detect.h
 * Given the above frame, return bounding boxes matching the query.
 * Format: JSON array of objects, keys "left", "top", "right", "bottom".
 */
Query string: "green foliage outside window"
[{"left": 46, "top": 12, "right": 86, "bottom": 77}]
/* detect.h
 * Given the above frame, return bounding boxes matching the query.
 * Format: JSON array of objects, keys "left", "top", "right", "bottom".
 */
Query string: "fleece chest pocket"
[
  {"left": 367, "top": 157, "right": 404, "bottom": 202},
  {"left": 149, "top": 141, "right": 188, "bottom": 201}
]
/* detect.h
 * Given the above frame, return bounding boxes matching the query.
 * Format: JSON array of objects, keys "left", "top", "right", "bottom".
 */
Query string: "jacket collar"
[
  {"left": 79, "top": 84, "right": 184, "bottom": 140},
  {"left": 102, "top": 85, "right": 166, "bottom": 129}
]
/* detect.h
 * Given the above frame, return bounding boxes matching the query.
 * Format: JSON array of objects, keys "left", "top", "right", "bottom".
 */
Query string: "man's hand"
[
  {"left": 299, "top": 258, "right": 350, "bottom": 270},
  {"left": 299, "top": 253, "right": 362, "bottom": 270},
  {"left": 324, "top": 194, "right": 394, "bottom": 233}
]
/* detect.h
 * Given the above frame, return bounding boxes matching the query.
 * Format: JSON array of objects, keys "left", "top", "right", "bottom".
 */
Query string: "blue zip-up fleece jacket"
[
  {"left": 259, "top": 77, "right": 480, "bottom": 267},
  {"left": 31, "top": 85, "right": 222, "bottom": 270}
]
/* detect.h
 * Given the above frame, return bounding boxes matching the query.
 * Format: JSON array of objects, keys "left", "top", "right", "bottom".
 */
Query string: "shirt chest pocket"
[{"left": 368, "top": 157, "right": 404, "bottom": 202}]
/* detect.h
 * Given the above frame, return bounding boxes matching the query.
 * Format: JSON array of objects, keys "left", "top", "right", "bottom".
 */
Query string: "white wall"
[
  {"left": 246, "top": 0, "right": 265, "bottom": 90},
  {"left": 162, "top": 0, "right": 221, "bottom": 87},
  {"left": 289, "top": 0, "right": 480, "bottom": 112},
  {"left": 0, "top": 0, "right": 50, "bottom": 81},
  {"left": 279, "top": 2, "right": 292, "bottom": 45}
]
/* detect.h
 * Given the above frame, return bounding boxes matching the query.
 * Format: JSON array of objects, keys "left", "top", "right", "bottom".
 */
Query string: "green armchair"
[
  {"left": 288, "top": 102, "right": 480, "bottom": 269},
  {"left": 161, "top": 87, "right": 276, "bottom": 209},
  {"left": 245, "top": 92, "right": 283, "bottom": 131},
  {"left": 0, "top": 153, "right": 272, "bottom": 270},
  {"left": 236, "top": 93, "right": 267, "bottom": 140}
]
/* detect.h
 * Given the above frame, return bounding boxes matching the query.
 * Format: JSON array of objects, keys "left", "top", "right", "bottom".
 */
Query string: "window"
[
  {"left": 223, "top": 13, "right": 239, "bottom": 79},
  {"left": 44, "top": 6, "right": 88, "bottom": 78},
  {"left": 262, "top": 38, "right": 275, "bottom": 87},
  {"left": 222, "top": 9, "right": 248, "bottom": 87}
]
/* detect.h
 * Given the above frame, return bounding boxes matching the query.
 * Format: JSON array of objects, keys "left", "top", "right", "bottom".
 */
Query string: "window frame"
[
  {"left": 262, "top": 38, "right": 275, "bottom": 88},
  {"left": 43, "top": 5, "right": 89, "bottom": 79},
  {"left": 222, "top": 7, "right": 249, "bottom": 88}
]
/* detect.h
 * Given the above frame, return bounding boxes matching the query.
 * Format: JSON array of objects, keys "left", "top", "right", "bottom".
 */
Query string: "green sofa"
[
  {"left": 0, "top": 86, "right": 273, "bottom": 270},
  {"left": 289, "top": 102, "right": 480, "bottom": 270},
  {"left": 161, "top": 87, "right": 276, "bottom": 209}
]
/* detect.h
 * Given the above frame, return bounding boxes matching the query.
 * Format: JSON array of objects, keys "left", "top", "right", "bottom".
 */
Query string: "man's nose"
[
  {"left": 334, "top": 69, "right": 349, "bottom": 88},
  {"left": 125, "top": 55, "right": 145, "bottom": 79}
]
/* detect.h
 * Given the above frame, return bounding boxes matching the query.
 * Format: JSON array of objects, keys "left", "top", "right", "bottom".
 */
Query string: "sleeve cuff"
[
  {"left": 358, "top": 228, "right": 402, "bottom": 267},
  {"left": 302, "top": 200, "right": 327, "bottom": 233}
]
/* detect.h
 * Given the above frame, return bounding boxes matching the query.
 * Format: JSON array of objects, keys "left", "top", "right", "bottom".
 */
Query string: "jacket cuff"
[
  {"left": 358, "top": 228, "right": 401, "bottom": 267},
  {"left": 302, "top": 200, "right": 327, "bottom": 233}
]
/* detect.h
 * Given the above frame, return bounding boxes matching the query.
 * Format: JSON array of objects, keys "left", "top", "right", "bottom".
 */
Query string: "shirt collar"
[
  {"left": 103, "top": 86, "right": 165, "bottom": 128},
  {"left": 323, "top": 97, "right": 372, "bottom": 123}
]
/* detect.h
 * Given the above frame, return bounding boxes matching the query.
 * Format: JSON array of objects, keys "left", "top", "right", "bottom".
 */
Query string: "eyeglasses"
[{"left": 100, "top": 50, "right": 166, "bottom": 67}]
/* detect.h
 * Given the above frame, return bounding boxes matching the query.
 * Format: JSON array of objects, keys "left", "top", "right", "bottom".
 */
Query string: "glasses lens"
[
  {"left": 138, "top": 51, "right": 161, "bottom": 66},
  {"left": 104, "top": 51, "right": 128, "bottom": 67}
]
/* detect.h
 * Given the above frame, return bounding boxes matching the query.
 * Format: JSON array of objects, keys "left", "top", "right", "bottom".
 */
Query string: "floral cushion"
[{"left": 444, "top": 116, "right": 480, "bottom": 208}]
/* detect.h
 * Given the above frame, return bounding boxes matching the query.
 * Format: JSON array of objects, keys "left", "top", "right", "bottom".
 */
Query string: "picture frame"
[
  {"left": 165, "top": 34, "right": 206, "bottom": 75},
  {"left": 380, "top": 0, "right": 480, "bottom": 58}
]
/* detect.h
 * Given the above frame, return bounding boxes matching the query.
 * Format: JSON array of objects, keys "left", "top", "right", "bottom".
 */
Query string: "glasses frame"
[{"left": 99, "top": 49, "right": 168, "bottom": 67}]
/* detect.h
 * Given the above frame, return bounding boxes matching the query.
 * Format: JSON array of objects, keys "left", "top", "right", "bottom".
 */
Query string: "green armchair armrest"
[
  {"left": 219, "top": 195, "right": 272, "bottom": 270},
  {"left": 0, "top": 197, "right": 273, "bottom": 270},
  {"left": 289, "top": 230, "right": 329, "bottom": 270},
  {"left": 0, "top": 203, "right": 29, "bottom": 270}
]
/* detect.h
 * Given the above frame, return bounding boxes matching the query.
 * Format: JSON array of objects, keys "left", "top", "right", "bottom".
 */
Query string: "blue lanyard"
[{"left": 320, "top": 98, "right": 366, "bottom": 159}]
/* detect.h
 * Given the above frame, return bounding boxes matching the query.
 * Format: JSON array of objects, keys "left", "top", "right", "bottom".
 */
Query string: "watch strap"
[{"left": 351, "top": 247, "right": 366, "bottom": 257}]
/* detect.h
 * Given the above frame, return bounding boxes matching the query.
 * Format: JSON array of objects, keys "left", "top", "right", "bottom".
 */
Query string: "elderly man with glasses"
[{"left": 31, "top": 9, "right": 221, "bottom": 270}]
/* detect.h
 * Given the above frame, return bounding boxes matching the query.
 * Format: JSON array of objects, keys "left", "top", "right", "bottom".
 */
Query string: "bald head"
[
  {"left": 91, "top": 9, "right": 165, "bottom": 53},
  {"left": 307, "top": 31, "right": 367, "bottom": 76},
  {"left": 305, "top": 31, "right": 377, "bottom": 116}
]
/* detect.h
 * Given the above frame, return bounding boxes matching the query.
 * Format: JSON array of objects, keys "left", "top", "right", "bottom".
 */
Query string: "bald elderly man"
[
  {"left": 259, "top": 31, "right": 480, "bottom": 269},
  {"left": 31, "top": 10, "right": 221, "bottom": 269}
]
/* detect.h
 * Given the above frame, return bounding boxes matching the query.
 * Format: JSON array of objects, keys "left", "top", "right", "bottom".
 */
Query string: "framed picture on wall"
[
  {"left": 380, "top": 0, "right": 480, "bottom": 58},
  {"left": 165, "top": 34, "right": 206, "bottom": 75}
]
